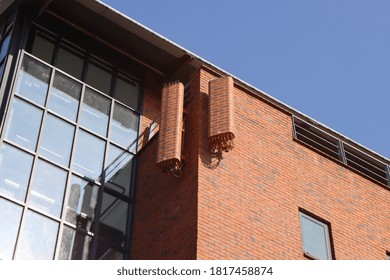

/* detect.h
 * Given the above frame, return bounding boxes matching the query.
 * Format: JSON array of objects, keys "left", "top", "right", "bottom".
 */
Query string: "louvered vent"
[
  {"left": 208, "top": 76, "right": 235, "bottom": 153},
  {"left": 344, "top": 144, "right": 389, "bottom": 185},
  {"left": 293, "top": 117, "right": 341, "bottom": 161},
  {"left": 156, "top": 82, "right": 184, "bottom": 174},
  {"left": 293, "top": 116, "right": 390, "bottom": 188}
]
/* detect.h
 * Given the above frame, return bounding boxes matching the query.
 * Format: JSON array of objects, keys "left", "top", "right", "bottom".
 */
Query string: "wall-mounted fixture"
[
  {"left": 156, "top": 81, "right": 184, "bottom": 176},
  {"left": 208, "top": 76, "right": 235, "bottom": 154}
]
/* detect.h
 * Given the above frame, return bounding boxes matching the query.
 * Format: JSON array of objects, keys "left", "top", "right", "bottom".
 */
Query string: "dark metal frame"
[{"left": 292, "top": 115, "right": 390, "bottom": 188}]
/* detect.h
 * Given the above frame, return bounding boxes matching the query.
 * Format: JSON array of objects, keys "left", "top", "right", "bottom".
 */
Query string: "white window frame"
[{"left": 299, "top": 211, "right": 333, "bottom": 260}]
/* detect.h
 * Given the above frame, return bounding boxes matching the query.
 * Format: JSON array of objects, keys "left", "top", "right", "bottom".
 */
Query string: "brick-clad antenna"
[
  {"left": 209, "top": 76, "right": 235, "bottom": 153},
  {"left": 156, "top": 81, "right": 184, "bottom": 175}
]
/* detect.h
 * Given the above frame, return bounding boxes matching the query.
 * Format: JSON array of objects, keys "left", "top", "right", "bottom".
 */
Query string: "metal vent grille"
[{"left": 292, "top": 116, "right": 390, "bottom": 188}]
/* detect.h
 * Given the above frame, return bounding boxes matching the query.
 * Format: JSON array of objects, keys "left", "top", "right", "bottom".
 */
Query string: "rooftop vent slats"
[
  {"left": 293, "top": 118, "right": 340, "bottom": 161},
  {"left": 344, "top": 144, "right": 388, "bottom": 185},
  {"left": 292, "top": 116, "right": 390, "bottom": 188}
]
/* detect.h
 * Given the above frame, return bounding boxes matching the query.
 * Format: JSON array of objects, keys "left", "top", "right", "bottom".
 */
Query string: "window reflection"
[
  {"left": 106, "top": 144, "right": 133, "bottom": 196},
  {"left": 115, "top": 76, "right": 138, "bottom": 110},
  {"left": 14, "top": 55, "right": 51, "bottom": 106},
  {"left": 5, "top": 98, "right": 43, "bottom": 151},
  {"left": 15, "top": 211, "right": 58, "bottom": 260},
  {"left": 0, "top": 34, "right": 11, "bottom": 62},
  {"left": 0, "top": 198, "right": 22, "bottom": 259},
  {"left": 72, "top": 129, "right": 105, "bottom": 180},
  {"left": 47, "top": 72, "right": 81, "bottom": 122},
  {"left": 55, "top": 47, "right": 84, "bottom": 80},
  {"left": 85, "top": 62, "right": 112, "bottom": 94},
  {"left": 59, "top": 226, "right": 91, "bottom": 260},
  {"left": 0, "top": 144, "right": 33, "bottom": 202},
  {"left": 31, "top": 33, "right": 55, "bottom": 64},
  {"left": 96, "top": 239, "right": 124, "bottom": 260},
  {"left": 65, "top": 176, "right": 98, "bottom": 232},
  {"left": 110, "top": 102, "right": 138, "bottom": 151},
  {"left": 29, "top": 160, "right": 68, "bottom": 217},
  {"left": 39, "top": 114, "right": 75, "bottom": 166},
  {"left": 100, "top": 193, "right": 128, "bottom": 244},
  {"left": 80, "top": 88, "right": 110, "bottom": 136}
]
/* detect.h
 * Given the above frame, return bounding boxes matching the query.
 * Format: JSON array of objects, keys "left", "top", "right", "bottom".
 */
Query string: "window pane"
[
  {"left": 0, "top": 144, "right": 33, "bottom": 202},
  {"left": 105, "top": 144, "right": 133, "bottom": 196},
  {"left": 65, "top": 176, "right": 98, "bottom": 232},
  {"left": 4, "top": 98, "right": 43, "bottom": 151},
  {"left": 110, "top": 102, "right": 138, "bottom": 151},
  {"left": 72, "top": 129, "right": 105, "bottom": 180},
  {"left": 47, "top": 72, "right": 81, "bottom": 122},
  {"left": 31, "top": 33, "right": 54, "bottom": 64},
  {"left": 39, "top": 114, "right": 75, "bottom": 166},
  {"left": 100, "top": 193, "right": 128, "bottom": 244},
  {"left": 96, "top": 239, "right": 123, "bottom": 260},
  {"left": 0, "top": 198, "right": 22, "bottom": 259},
  {"left": 80, "top": 88, "right": 110, "bottom": 136},
  {"left": 115, "top": 77, "right": 138, "bottom": 110},
  {"left": 58, "top": 226, "right": 91, "bottom": 260},
  {"left": 29, "top": 160, "right": 67, "bottom": 217},
  {"left": 14, "top": 56, "right": 51, "bottom": 106},
  {"left": 85, "top": 62, "right": 111, "bottom": 94},
  {"left": 56, "top": 47, "right": 84, "bottom": 80},
  {"left": 300, "top": 214, "right": 330, "bottom": 260},
  {"left": 15, "top": 211, "right": 58, "bottom": 260},
  {"left": 0, "top": 33, "right": 11, "bottom": 62}
]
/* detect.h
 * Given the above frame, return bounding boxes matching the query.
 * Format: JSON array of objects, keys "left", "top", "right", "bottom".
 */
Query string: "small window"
[
  {"left": 386, "top": 251, "right": 390, "bottom": 260},
  {"left": 299, "top": 211, "right": 333, "bottom": 260}
]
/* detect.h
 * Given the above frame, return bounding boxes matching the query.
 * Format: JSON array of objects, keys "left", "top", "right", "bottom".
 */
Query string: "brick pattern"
[
  {"left": 196, "top": 67, "right": 390, "bottom": 260},
  {"left": 156, "top": 81, "right": 184, "bottom": 171},
  {"left": 208, "top": 76, "right": 235, "bottom": 153},
  {"left": 132, "top": 67, "right": 390, "bottom": 260},
  {"left": 131, "top": 72, "right": 200, "bottom": 259}
]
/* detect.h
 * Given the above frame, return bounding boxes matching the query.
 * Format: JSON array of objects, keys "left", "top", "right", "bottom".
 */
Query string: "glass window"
[
  {"left": 105, "top": 144, "right": 133, "bottom": 196},
  {"left": 14, "top": 55, "right": 51, "bottom": 106},
  {"left": 95, "top": 239, "right": 123, "bottom": 260},
  {"left": 14, "top": 210, "right": 58, "bottom": 260},
  {"left": 4, "top": 98, "right": 43, "bottom": 151},
  {"left": 72, "top": 129, "right": 105, "bottom": 180},
  {"left": 99, "top": 193, "right": 128, "bottom": 244},
  {"left": 0, "top": 198, "right": 23, "bottom": 259},
  {"left": 0, "top": 144, "right": 34, "bottom": 202},
  {"left": 38, "top": 114, "right": 75, "bottom": 167},
  {"left": 56, "top": 47, "right": 84, "bottom": 80},
  {"left": 110, "top": 102, "right": 138, "bottom": 151},
  {"left": 299, "top": 212, "right": 332, "bottom": 260},
  {"left": 47, "top": 72, "right": 81, "bottom": 122},
  {"left": 85, "top": 62, "right": 112, "bottom": 94},
  {"left": 65, "top": 176, "right": 98, "bottom": 232},
  {"left": 0, "top": 33, "right": 11, "bottom": 62},
  {"left": 80, "top": 88, "right": 110, "bottom": 137},
  {"left": 31, "top": 33, "right": 55, "bottom": 64},
  {"left": 29, "top": 160, "right": 68, "bottom": 217},
  {"left": 115, "top": 76, "right": 138, "bottom": 110},
  {"left": 58, "top": 226, "right": 91, "bottom": 260}
]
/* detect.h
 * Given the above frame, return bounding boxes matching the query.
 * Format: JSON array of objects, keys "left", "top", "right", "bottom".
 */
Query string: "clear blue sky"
[{"left": 101, "top": 0, "right": 390, "bottom": 159}]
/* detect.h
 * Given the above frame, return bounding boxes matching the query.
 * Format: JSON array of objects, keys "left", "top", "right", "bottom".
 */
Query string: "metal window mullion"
[
  {"left": 292, "top": 116, "right": 298, "bottom": 139},
  {"left": 53, "top": 76, "right": 85, "bottom": 260},
  {"left": 14, "top": 62, "right": 56, "bottom": 259},
  {"left": 338, "top": 140, "right": 347, "bottom": 164}
]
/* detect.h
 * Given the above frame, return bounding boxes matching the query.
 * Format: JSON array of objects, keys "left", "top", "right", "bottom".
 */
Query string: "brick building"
[{"left": 0, "top": 0, "right": 389, "bottom": 260}]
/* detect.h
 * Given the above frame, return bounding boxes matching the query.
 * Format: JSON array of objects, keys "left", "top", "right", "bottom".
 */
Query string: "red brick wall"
[
  {"left": 195, "top": 67, "right": 390, "bottom": 260},
  {"left": 132, "top": 67, "right": 390, "bottom": 260},
  {"left": 130, "top": 72, "right": 199, "bottom": 259}
]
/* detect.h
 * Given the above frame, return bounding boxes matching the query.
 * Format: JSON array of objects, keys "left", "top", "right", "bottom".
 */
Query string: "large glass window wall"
[{"left": 0, "top": 52, "right": 139, "bottom": 260}]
